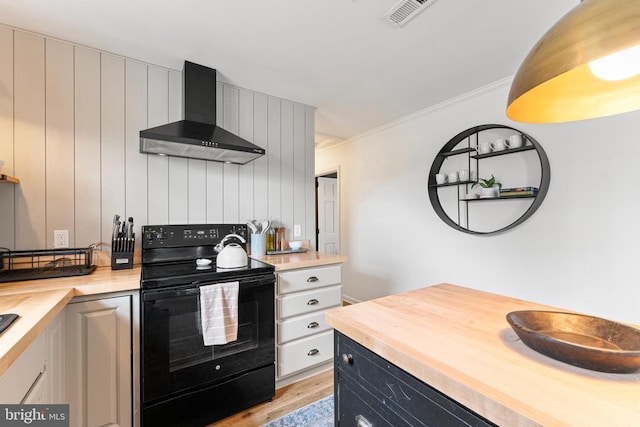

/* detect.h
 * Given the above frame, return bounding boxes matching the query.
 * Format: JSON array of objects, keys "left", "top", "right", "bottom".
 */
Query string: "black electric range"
[{"left": 139, "top": 223, "right": 276, "bottom": 427}]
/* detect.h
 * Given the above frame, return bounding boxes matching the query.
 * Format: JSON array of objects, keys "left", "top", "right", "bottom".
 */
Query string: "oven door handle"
[
  {"left": 143, "top": 287, "right": 201, "bottom": 301},
  {"left": 143, "top": 274, "right": 275, "bottom": 302}
]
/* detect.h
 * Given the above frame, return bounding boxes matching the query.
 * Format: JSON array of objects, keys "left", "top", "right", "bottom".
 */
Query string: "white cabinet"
[
  {"left": 276, "top": 264, "right": 342, "bottom": 386},
  {"left": 0, "top": 310, "right": 64, "bottom": 404},
  {"left": 65, "top": 293, "right": 136, "bottom": 427}
]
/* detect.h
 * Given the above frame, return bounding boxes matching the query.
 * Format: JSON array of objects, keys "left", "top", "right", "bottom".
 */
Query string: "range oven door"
[{"left": 141, "top": 272, "right": 275, "bottom": 405}]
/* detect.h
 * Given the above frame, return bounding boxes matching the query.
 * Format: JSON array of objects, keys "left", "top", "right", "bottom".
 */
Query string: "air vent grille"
[{"left": 383, "top": 0, "right": 435, "bottom": 27}]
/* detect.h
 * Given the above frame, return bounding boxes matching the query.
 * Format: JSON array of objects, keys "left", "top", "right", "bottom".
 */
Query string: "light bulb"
[{"left": 589, "top": 44, "right": 640, "bottom": 81}]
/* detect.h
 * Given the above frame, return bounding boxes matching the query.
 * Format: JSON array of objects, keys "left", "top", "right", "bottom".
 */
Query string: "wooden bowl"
[{"left": 506, "top": 310, "right": 640, "bottom": 373}]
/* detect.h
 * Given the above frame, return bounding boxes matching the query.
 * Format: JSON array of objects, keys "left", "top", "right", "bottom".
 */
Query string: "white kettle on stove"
[{"left": 215, "top": 234, "right": 248, "bottom": 269}]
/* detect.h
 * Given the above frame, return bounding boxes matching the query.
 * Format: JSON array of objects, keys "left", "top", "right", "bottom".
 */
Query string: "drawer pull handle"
[
  {"left": 307, "top": 299, "right": 319, "bottom": 305},
  {"left": 307, "top": 276, "right": 319, "bottom": 282},
  {"left": 356, "top": 415, "right": 372, "bottom": 427},
  {"left": 307, "top": 322, "right": 319, "bottom": 329},
  {"left": 341, "top": 353, "right": 353, "bottom": 366},
  {"left": 307, "top": 349, "right": 319, "bottom": 356}
]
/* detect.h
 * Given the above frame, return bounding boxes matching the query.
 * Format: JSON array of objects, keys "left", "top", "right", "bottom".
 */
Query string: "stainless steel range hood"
[{"left": 140, "top": 61, "right": 265, "bottom": 165}]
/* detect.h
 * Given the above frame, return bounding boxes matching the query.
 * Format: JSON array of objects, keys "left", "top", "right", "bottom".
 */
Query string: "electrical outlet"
[
  {"left": 54, "top": 230, "right": 69, "bottom": 249},
  {"left": 294, "top": 224, "right": 301, "bottom": 237}
]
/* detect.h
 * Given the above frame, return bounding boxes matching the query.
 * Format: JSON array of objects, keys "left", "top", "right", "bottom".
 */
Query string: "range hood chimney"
[{"left": 139, "top": 61, "right": 265, "bottom": 165}]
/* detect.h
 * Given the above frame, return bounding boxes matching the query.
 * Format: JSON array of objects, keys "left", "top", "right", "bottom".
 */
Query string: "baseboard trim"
[{"left": 342, "top": 295, "right": 362, "bottom": 305}]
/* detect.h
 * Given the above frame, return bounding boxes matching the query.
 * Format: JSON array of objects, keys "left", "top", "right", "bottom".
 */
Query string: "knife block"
[{"left": 111, "top": 234, "right": 135, "bottom": 270}]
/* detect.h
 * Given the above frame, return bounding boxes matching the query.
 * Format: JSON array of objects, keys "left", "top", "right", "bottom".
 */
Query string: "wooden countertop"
[
  {"left": 0, "top": 266, "right": 141, "bottom": 378},
  {"left": 326, "top": 284, "right": 640, "bottom": 427},
  {"left": 0, "top": 251, "right": 343, "bottom": 377},
  {"left": 0, "top": 289, "right": 74, "bottom": 376},
  {"left": 0, "top": 266, "right": 141, "bottom": 297},
  {"left": 252, "top": 250, "right": 347, "bottom": 271}
]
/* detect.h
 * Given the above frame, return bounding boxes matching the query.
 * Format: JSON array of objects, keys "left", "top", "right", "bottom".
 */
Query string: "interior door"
[{"left": 317, "top": 176, "right": 338, "bottom": 254}]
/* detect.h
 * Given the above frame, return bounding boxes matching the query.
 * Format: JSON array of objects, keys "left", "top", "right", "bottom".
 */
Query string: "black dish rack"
[{"left": 0, "top": 246, "right": 97, "bottom": 283}]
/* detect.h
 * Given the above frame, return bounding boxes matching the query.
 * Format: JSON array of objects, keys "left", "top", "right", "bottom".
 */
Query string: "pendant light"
[{"left": 507, "top": 0, "right": 640, "bottom": 123}]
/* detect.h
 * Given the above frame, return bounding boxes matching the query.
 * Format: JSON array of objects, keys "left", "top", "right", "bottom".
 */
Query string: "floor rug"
[{"left": 261, "top": 395, "right": 334, "bottom": 427}]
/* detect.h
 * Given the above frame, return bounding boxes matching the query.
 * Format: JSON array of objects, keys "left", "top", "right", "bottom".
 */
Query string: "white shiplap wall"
[{"left": 0, "top": 26, "right": 316, "bottom": 256}]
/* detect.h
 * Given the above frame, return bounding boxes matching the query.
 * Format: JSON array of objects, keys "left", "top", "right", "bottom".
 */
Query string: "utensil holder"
[{"left": 111, "top": 234, "right": 135, "bottom": 270}]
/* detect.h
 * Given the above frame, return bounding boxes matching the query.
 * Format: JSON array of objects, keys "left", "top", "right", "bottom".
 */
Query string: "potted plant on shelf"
[{"left": 472, "top": 175, "right": 502, "bottom": 198}]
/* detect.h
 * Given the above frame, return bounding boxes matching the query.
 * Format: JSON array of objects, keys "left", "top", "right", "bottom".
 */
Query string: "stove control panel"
[{"left": 142, "top": 224, "right": 248, "bottom": 248}]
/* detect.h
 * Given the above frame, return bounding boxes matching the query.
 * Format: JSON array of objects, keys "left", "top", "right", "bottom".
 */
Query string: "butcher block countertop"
[
  {"left": 0, "top": 288, "right": 74, "bottom": 377},
  {"left": 0, "top": 252, "right": 343, "bottom": 377},
  {"left": 0, "top": 265, "right": 142, "bottom": 297},
  {"left": 0, "top": 266, "right": 141, "bottom": 378},
  {"left": 325, "top": 283, "right": 640, "bottom": 427},
  {"left": 252, "top": 250, "right": 347, "bottom": 271}
]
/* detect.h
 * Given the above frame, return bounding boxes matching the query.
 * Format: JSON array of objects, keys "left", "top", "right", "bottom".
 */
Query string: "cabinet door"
[
  {"left": 0, "top": 327, "right": 48, "bottom": 404},
  {"left": 48, "top": 311, "right": 65, "bottom": 403},
  {"left": 65, "top": 295, "right": 132, "bottom": 427},
  {"left": 22, "top": 370, "right": 49, "bottom": 404}
]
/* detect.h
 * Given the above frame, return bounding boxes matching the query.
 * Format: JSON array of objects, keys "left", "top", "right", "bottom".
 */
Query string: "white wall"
[
  {"left": 0, "top": 26, "right": 316, "bottom": 261},
  {"left": 317, "top": 78, "right": 640, "bottom": 325}
]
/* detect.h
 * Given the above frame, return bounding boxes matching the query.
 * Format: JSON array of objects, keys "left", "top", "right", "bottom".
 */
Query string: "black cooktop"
[
  {"left": 141, "top": 258, "right": 274, "bottom": 289},
  {"left": 140, "top": 223, "right": 275, "bottom": 290}
]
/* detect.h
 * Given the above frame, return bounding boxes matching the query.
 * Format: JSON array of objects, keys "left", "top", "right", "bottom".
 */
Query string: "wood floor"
[{"left": 207, "top": 369, "right": 334, "bottom": 426}]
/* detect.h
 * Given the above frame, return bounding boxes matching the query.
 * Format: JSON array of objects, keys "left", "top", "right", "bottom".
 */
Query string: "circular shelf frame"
[{"left": 428, "top": 124, "right": 550, "bottom": 235}]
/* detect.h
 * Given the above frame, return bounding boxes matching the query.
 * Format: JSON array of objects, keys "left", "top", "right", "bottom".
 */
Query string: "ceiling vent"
[{"left": 383, "top": 0, "right": 436, "bottom": 27}]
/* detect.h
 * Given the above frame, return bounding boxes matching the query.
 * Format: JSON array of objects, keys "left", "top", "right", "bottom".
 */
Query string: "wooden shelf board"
[{"left": 0, "top": 174, "right": 19, "bottom": 184}]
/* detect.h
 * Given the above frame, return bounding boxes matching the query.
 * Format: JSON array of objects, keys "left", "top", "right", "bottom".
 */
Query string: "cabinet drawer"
[
  {"left": 278, "top": 310, "right": 335, "bottom": 344},
  {"left": 277, "top": 285, "right": 342, "bottom": 319},
  {"left": 278, "top": 330, "right": 334, "bottom": 378},
  {"left": 0, "top": 330, "right": 48, "bottom": 404},
  {"left": 278, "top": 265, "right": 341, "bottom": 294}
]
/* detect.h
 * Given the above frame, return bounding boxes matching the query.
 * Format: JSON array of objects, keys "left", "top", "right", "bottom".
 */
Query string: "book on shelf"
[
  {"left": 499, "top": 190, "right": 538, "bottom": 197},
  {"left": 499, "top": 186, "right": 538, "bottom": 193}
]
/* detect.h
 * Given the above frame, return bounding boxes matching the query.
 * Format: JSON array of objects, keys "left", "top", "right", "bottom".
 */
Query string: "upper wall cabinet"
[{"left": 428, "top": 124, "right": 550, "bottom": 235}]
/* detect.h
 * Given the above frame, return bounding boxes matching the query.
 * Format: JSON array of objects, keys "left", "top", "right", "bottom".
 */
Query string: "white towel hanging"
[{"left": 200, "top": 281, "right": 239, "bottom": 345}]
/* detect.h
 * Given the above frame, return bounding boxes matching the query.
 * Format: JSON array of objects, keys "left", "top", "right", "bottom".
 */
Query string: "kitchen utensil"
[
  {"left": 217, "top": 243, "right": 248, "bottom": 269},
  {"left": 247, "top": 221, "right": 258, "bottom": 234},
  {"left": 110, "top": 214, "right": 135, "bottom": 269},
  {"left": 506, "top": 310, "right": 640, "bottom": 373},
  {"left": 215, "top": 233, "right": 248, "bottom": 268},
  {"left": 196, "top": 258, "right": 212, "bottom": 267},
  {"left": 112, "top": 214, "right": 120, "bottom": 241},
  {"left": 261, "top": 220, "right": 271, "bottom": 234},
  {"left": 250, "top": 233, "right": 266, "bottom": 256},
  {"left": 0, "top": 313, "right": 18, "bottom": 335}
]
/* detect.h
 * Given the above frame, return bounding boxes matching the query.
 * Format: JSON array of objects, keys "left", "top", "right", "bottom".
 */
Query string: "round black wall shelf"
[{"left": 428, "top": 124, "right": 550, "bottom": 235}]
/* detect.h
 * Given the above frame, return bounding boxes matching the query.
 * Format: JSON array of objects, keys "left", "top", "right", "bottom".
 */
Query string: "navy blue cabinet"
[{"left": 334, "top": 331, "right": 495, "bottom": 427}]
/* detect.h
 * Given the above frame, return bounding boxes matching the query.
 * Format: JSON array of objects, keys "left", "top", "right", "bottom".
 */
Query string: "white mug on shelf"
[
  {"left": 458, "top": 169, "right": 470, "bottom": 182},
  {"left": 447, "top": 171, "right": 458, "bottom": 183},
  {"left": 435, "top": 173, "right": 447, "bottom": 185},
  {"left": 491, "top": 138, "right": 507, "bottom": 151},
  {"left": 477, "top": 142, "right": 491, "bottom": 154},
  {"left": 508, "top": 134, "right": 524, "bottom": 148}
]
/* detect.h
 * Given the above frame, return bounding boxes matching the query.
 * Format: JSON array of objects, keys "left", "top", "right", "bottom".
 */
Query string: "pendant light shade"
[{"left": 507, "top": 0, "right": 640, "bottom": 123}]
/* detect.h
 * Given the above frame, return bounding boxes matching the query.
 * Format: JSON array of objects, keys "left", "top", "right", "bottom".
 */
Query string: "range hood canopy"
[{"left": 139, "top": 61, "right": 265, "bottom": 165}]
